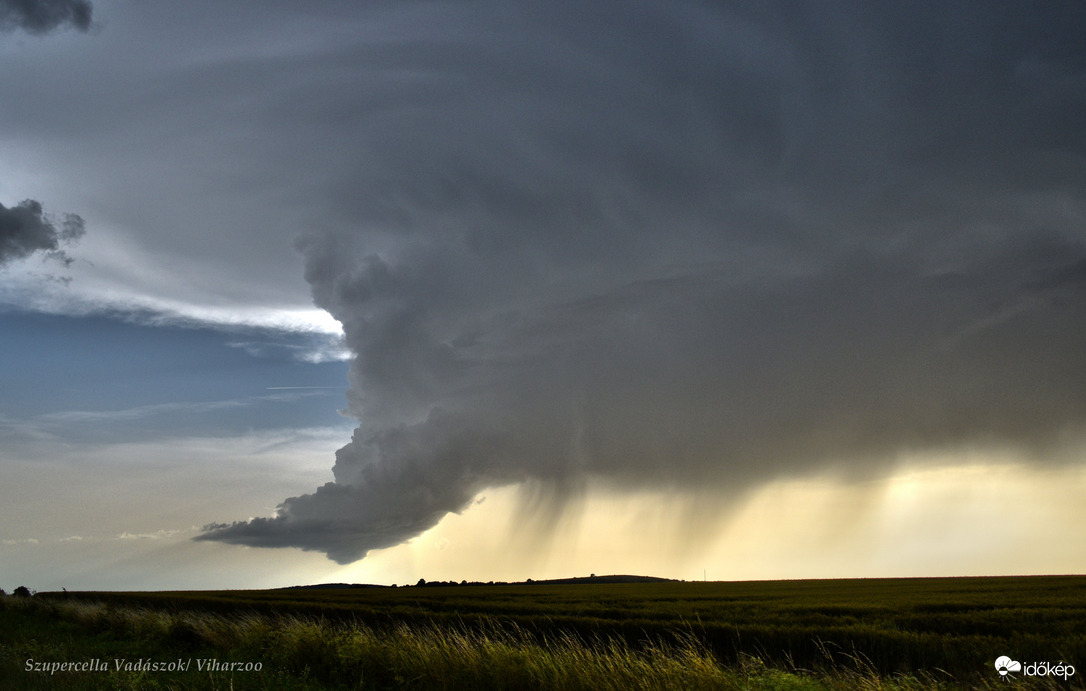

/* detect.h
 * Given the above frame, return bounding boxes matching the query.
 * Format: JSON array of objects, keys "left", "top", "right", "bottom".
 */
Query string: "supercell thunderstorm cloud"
[{"left": 198, "top": 1, "right": 1086, "bottom": 564}]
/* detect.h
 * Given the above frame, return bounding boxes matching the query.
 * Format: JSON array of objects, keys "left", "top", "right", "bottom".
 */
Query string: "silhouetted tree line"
[
  {"left": 276, "top": 574, "right": 675, "bottom": 590},
  {"left": 413, "top": 578, "right": 511, "bottom": 587},
  {"left": 409, "top": 575, "right": 673, "bottom": 587}
]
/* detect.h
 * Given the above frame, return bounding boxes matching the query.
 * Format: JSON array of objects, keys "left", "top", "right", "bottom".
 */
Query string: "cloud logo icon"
[{"left": 995, "top": 656, "right": 1022, "bottom": 677}]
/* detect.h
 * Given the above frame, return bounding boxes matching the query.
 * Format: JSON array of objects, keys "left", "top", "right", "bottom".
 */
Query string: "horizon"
[
  {"left": 3, "top": 0, "right": 1086, "bottom": 592},
  {"left": 27, "top": 571, "right": 1086, "bottom": 596}
]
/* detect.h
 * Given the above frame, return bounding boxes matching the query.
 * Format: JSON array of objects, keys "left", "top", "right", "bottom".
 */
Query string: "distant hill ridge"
[
  {"left": 533, "top": 575, "right": 674, "bottom": 585},
  {"left": 280, "top": 574, "right": 675, "bottom": 590}
]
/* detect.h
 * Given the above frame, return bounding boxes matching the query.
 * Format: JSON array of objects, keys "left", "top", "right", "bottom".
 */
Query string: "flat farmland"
[{"left": 51, "top": 575, "right": 1086, "bottom": 683}]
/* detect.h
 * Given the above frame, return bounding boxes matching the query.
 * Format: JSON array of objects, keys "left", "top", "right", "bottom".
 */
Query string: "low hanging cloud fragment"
[
  {"left": 0, "top": 0, "right": 92, "bottom": 34},
  {"left": 0, "top": 199, "right": 85, "bottom": 267},
  {"left": 198, "top": 0, "right": 1086, "bottom": 564}
]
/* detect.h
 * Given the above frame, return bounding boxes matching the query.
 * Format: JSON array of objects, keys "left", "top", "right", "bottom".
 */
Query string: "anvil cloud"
[{"left": 199, "top": 1, "right": 1086, "bottom": 563}]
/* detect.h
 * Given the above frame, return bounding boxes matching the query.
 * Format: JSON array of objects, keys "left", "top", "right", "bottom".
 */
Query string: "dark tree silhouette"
[{"left": 13, "top": 586, "right": 31, "bottom": 598}]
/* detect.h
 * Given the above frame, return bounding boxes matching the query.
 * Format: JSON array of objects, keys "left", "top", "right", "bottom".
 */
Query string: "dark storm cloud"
[
  {"left": 0, "top": 199, "right": 84, "bottom": 266},
  {"left": 199, "top": 0, "right": 1086, "bottom": 563},
  {"left": 0, "top": 0, "right": 91, "bottom": 34}
]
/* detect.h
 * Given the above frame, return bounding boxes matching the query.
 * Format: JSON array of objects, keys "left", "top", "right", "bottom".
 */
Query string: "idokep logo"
[
  {"left": 995, "top": 655, "right": 1076, "bottom": 681},
  {"left": 995, "top": 656, "right": 1021, "bottom": 678}
]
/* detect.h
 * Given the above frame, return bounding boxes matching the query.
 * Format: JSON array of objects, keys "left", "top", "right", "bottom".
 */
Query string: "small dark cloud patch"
[
  {"left": 0, "top": 199, "right": 85, "bottom": 267},
  {"left": 0, "top": 0, "right": 92, "bottom": 34}
]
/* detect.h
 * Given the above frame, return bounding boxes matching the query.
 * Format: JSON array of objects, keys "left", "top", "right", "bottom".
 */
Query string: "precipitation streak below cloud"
[{"left": 195, "top": 0, "right": 1086, "bottom": 564}]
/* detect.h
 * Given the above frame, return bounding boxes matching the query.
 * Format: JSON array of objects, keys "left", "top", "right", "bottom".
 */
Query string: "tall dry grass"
[{"left": 5, "top": 596, "right": 1074, "bottom": 690}]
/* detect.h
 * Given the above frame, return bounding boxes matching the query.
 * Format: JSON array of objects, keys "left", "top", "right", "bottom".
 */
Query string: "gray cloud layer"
[
  {"left": 0, "top": 0, "right": 91, "bottom": 34},
  {"left": 0, "top": 199, "right": 84, "bottom": 266},
  {"left": 199, "top": 1, "right": 1086, "bottom": 563}
]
